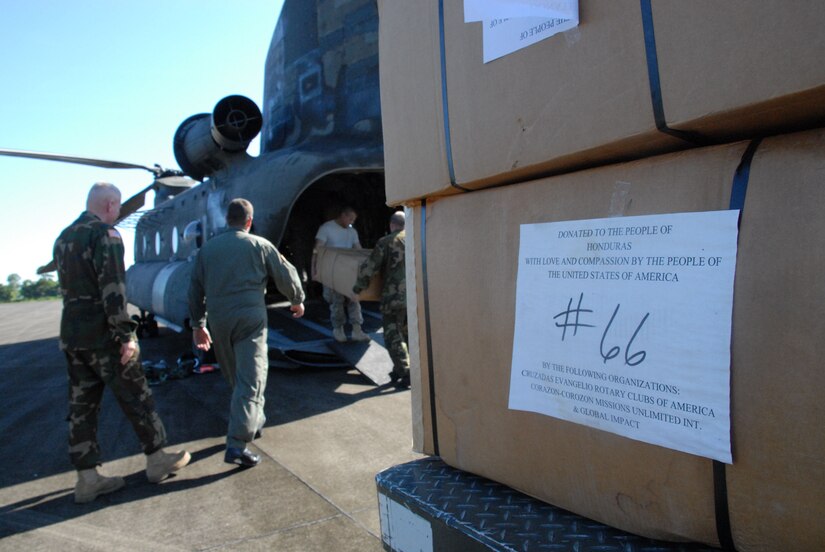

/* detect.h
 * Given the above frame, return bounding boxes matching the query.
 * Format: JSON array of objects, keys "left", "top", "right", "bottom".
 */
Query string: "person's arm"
[
  {"left": 95, "top": 227, "right": 138, "bottom": 363},
  {"left": 188, "top": 252, "right": 212, "bottom": 350},
  {"left": 311, "top": 238, "right": 325, "bottom": 281},
  {"left": 193, "top": 327, "right": 212, "bottom": 351},
  {"left": 266, "top": 243, "right": 306, "bottom": 318},
  {"left": 353, "top": 239, "right": 384, "bottom": 295},
  {"left": 352, "top": 228, "right": 362, "bottom": 250}
]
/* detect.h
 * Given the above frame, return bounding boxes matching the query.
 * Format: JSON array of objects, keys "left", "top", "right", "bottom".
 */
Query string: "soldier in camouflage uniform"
[
  {"left": 189, "top": 198, "right": 306, "bottom": 468},
  {"left": 353, "top": 211, "right": 410, "bottom": 387},
  {"left": 54, "top": 183, "right": 190, "bottom": 504}
]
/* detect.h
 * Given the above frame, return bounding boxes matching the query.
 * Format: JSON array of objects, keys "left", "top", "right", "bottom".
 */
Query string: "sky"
[{"left": 0, "top": 1, "right": 285, "bottom": 282}]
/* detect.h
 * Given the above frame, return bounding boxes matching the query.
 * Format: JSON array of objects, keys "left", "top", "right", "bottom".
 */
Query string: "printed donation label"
[
  {"left": 509, "top": 211, "right": 739, "bottom": 463},
  {"left": 464, "top": 0, "right": 580, "bottom": 63}
]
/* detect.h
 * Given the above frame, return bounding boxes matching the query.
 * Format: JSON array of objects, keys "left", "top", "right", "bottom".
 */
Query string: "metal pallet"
[{"left": 376, "top": 457, "right": 722, "bottom": 552}]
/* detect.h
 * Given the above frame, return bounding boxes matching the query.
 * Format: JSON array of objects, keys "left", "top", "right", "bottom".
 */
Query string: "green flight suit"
[{"left": 189, "top": 228, "right": 305, "bottom": 449}]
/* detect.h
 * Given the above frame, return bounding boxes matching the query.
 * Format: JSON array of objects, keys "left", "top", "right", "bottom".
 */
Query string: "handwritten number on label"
[
  {"left": 556, "top": 294, "right": 650, "bottom": 366},
  {"left": 599, "top": 305, "right": 621, "bottom": 363},
  {"left": 552, "top": 292, "right": 594, "bottom": 341},
  {"left": 625, "top": 312, "right": 649, "bottom": 366}
]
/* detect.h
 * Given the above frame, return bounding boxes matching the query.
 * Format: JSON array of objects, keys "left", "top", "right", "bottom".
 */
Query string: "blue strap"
[
  {"left": 713, "top": 138, "right": 761, "bottom": 552},
  {"left": 438, "top": 0, "right": 470, "bottom": 192},
  {"left": 420, "top": 200, "right": 440, "bottom": 455},
  {"left": 640, "top": 0, "right": 713, "bottom": 146},
  {"left": 712, "top": 460, "right": 735, "bottom": 551},
  {"left": 729, "top": 139, "right": 762, "bottom": 213}
]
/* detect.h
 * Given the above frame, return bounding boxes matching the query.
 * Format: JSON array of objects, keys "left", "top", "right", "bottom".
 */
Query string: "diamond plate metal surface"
[{"left": 376, "top": 457, "right": 722, "bottom": 552}]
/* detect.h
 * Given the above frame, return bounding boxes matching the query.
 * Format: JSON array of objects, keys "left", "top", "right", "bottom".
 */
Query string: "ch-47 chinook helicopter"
[{"left": 1, "top": 0, "right": 392, "bottom": 337}]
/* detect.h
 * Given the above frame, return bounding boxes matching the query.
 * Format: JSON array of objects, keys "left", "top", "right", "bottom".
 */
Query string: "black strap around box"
[
  {"left": 712, "top": 138, "right": 762, "bottom": 552},
  {"left": 439, "top": 0, "right": 714, "bottom": 191},
  {"left": 438, "top": 0, "right": 470, "bottom": 192},
  {"left": 420, "top": 200, "right": 440, "bottom": 456},
  {"left": 639, "top": 0, "right": 714, "bottom": 147},
  {"left": 429, "top": 4, "right": 766, "bottom": 546}
]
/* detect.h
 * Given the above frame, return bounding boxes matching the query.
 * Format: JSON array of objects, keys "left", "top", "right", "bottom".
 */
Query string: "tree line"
[{"left": 0, "top": 273, "right": 61, "bottom": 302}]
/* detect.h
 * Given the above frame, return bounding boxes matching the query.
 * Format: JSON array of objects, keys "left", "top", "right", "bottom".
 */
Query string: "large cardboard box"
[
  {"left": 379, "top": 0, "right": 825, "bottom": 204},
  {"left": 408, "top": 128, "right": 825, "bottom": 550},
  {"left": 313, "top": 246, "right": 382, "bottom": 301}
]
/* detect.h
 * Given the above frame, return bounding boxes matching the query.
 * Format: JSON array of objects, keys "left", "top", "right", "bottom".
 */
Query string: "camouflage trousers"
[
  {"left": 382, "top": 307, "right": 409, "bottom": 378},
  {"left": 64, "top": 343, "right": 166, "bottom": 470},
  {"left": 323, "top": 286, "right": 363, "bottom": 329}
]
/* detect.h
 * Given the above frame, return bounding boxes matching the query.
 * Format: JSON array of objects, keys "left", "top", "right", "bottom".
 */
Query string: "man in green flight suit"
[
  {"left": 54, "top": 182, "right": 190, "bottom": 504},
  {"left": 189, "top": 198, "right": 305, "bottom": 467},
  {"left": 353, "top": 211, "right": 410, "bottom": 387}
]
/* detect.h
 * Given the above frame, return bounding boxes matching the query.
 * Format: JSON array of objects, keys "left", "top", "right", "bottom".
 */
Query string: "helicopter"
[{"left": 1, "top": 0, "right": 392, "bottom": 335}]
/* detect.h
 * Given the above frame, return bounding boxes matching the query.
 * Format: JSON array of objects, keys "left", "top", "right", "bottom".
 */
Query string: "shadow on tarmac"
[
  {"left": 0, "top": 445, "right": 238, "bottom": 537},
  {"left": 0, "top": 303, "right": 403, "bottom": 543}
]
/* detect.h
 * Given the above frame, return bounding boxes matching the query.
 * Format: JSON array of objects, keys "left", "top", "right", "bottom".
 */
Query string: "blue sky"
[{"left": 0, "top": 1, "right": 284, "bottom": 282}]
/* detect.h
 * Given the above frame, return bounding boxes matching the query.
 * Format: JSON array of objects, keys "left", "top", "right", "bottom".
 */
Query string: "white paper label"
[
  {"left": 464, "top": 0, "right": 579, "bottom": 62},
  {"left": 465, "top": 0, "right": 578, "bottom": 22},
  {"left": 509, "top": 211, "right": 738, "bottom": 463}
]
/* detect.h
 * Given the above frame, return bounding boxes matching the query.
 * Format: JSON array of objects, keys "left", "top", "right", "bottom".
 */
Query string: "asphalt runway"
[{"left": 0, "top": 300, "right": 420, "bottom": 551}]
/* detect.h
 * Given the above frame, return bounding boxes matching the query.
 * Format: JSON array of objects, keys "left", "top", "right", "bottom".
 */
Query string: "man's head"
[
  {"left": 389, "top": 210, "right": 405, "bottom": 233},
  {"left": 335, "top": 206, "right": 357, "bottom": 228},
  {"left": 226, "top": 198, "right": 254, "bottom": 231},
  {"left": 86, "top": 182, "right": 122, "bottom": 225}
]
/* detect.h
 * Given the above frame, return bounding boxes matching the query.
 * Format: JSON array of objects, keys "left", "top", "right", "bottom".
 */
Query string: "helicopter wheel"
[
  {"left": 144, "top": 314, "right": 159, "bottom": 337},
  {"left": 132, "top": 312, "right": 160, "bottom": 338}
]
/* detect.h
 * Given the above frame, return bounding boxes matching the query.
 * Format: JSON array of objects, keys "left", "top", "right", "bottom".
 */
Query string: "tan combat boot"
[
  {"left": 74, "top": 468, "right": 125, "bottom": 504},
  {"left": 351, "top": 324, "right": 369, "bottom": 342},
  {"left": 146, "top": 448, "right": 191, "bottom": 483}
]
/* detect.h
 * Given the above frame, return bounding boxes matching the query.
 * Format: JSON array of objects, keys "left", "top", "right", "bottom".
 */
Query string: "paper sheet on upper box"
[{"left": 464, "top": 0, "right": 579, "bottom": 62}]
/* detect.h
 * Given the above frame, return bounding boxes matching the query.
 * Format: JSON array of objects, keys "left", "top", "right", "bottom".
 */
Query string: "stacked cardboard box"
[
  {"left": 406, "top": 129, "right": 825, "bottom": 549},
  {"left": 379, "top": 1, "right": 825, "bottom": 550},
  {"left": 379, "top": 0, "right": 825, "bottom": 203}
]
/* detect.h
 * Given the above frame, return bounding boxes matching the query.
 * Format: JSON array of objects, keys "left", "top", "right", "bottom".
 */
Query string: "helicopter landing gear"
[{"left": 132, "top": 311, "right": 159, "bottom": 338}]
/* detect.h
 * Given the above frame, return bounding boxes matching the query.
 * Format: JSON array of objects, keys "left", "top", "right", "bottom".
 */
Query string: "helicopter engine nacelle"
[{"left": 173, "top": 94, "right": 262, "bottom": 181}]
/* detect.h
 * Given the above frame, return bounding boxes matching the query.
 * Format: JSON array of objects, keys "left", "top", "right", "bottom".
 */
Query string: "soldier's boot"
[
  {"left": 74, "top": 468, "right": 125, "bottom": 504},
  {"left": 146, "top": 448, "right": 191, "bottom": 483},
  {"left": 351, "top": 324, "right": 370, "bottom": 342},
  {"left": 333, "top": 326, "right": 347, "bottom": 342}
]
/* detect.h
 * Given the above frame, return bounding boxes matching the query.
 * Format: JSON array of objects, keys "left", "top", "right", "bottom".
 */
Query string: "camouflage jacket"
[
  {"left": 354, "top": 230, "right": 406, "bottom": 312},
  {"left": 54, "top": 211, "right": 137, "bottom": 350}
]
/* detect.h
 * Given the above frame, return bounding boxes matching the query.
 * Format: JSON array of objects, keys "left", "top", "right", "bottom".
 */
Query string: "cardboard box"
[
  {"left": 313, "top": 246, "right": 382, "bottom": 301},
  {"left": 407, "top": 128, "right": 825, "bottom": 550},
  {"left": 654, "top": 0, "right": 825, "bottom": 141},
  {"left": 379, "top": 0, "right": 825, "bottom": 204}
]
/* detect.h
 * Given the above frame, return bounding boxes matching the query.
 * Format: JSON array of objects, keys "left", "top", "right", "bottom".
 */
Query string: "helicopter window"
[
  {"left": 183, "top": 220, "right": 203, "bottom": 248},
  {"left": 172, "top": 226, "right": 179, "bottom": 255},
  {"left": 155, "top": 232, "right": 162, "bottom": 256}
]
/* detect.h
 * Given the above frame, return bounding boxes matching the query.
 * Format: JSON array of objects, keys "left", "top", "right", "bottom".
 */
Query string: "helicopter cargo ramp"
[
  {"left": 0, "top": 300, "right": 421, "bottom": 551},
  {"left": 267, "top": 299, "right": 393, "bottom": 386}
]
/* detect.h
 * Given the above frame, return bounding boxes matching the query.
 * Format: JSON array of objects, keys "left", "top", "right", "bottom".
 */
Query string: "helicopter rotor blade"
[
  {"left": 35, "top": 181, "right": 157, "bottom": 276},
  {"left": 118, "top": 183, "right": 156, "bottom": 223},
  {"left": 0, "top": 148, "right": 158, "bottom": 174},
  {"left": 156, "top": 174, "right": 198, "bottom": 188},
  {"left": 36, "top": 260, "right": 57, "bottom": 275},
  {"left": 7, "top": 148, "right": 195, "bottom": 276}
]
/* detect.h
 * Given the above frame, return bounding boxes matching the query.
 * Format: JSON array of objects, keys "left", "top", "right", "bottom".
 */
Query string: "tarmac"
[{"left": 0, "top": 300, "right": 422, "bottom": 551}]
